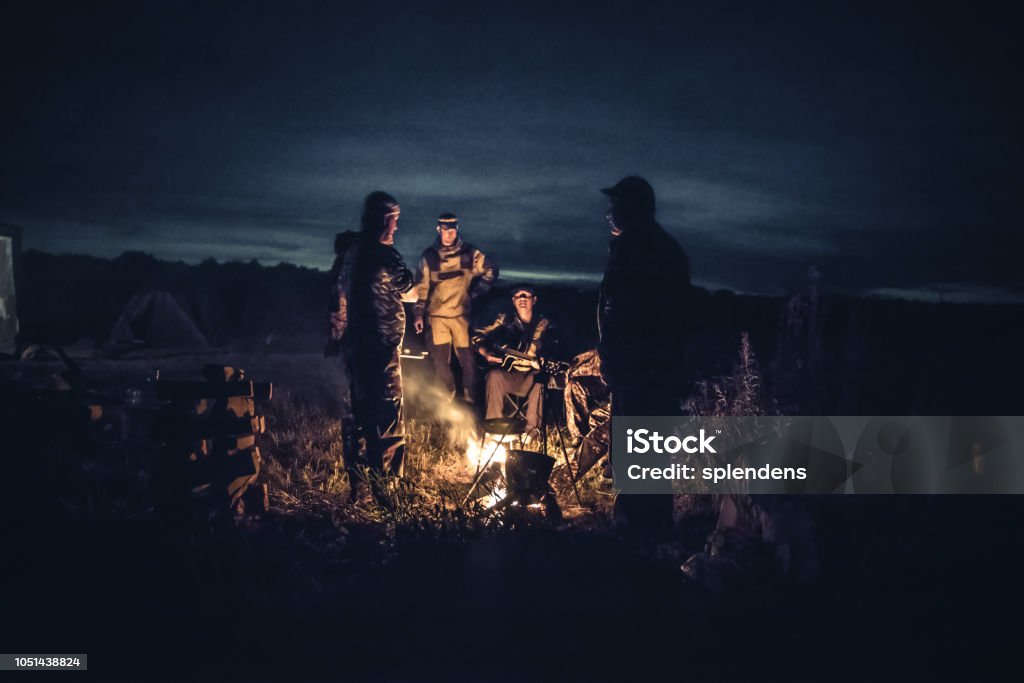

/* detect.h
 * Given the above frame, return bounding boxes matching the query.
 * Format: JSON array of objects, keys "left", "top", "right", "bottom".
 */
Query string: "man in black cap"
[
  {"left": 327, "top": 191, "right": 417, "bottom": 502},
  {"left": 473, "top": 284, "right": 556, "bottom": 439},
  {"left": 598, "top": 175, "right": 692, "bottom": 533},
  {"left": 413, "top": 212, "right": 498, "bottom": 403}
]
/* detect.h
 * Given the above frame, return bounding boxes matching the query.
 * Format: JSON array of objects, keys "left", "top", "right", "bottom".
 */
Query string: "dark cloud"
[{"left": 1, "top": 1, "right": 1021, "bottom": 301}]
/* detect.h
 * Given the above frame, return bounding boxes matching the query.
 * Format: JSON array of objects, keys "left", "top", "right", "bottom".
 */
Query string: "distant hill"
[{"left": 17, "top": 249, "right": 1024, "bottom": 414}]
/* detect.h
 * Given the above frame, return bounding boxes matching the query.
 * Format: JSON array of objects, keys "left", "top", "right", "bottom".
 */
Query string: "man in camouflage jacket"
[
  {"left": 327, "top": 191, "right": 417, "bottom": 495},
  {"left": 413, "top": 212, "right": 498, "bottom": 402}
]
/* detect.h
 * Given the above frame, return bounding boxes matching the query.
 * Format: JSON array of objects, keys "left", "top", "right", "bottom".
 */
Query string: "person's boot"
[
  {"left": 456, "top": 346, "right": 477, "bottom": 405},
  {"left": 347, "top": 469, "right": 375, "bottom": 507}
]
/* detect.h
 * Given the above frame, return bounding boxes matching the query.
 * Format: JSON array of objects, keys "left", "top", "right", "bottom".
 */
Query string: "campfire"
[
  {"left": 465, "top": 432, "right": 510, "bottom": 470},
  {"left": 461, "top": 417, "right": 558, "bottom": 516},
  {"left": 464, "top": 432, "right": 512, "bottom": 507}
]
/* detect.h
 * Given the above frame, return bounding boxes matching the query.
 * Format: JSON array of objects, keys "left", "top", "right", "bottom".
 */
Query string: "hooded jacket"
[
  {"left": 414, "top": 237, "right": 497, "bottom": 320},
  {"left": 329, "top": 231, "right": 415, "bottom": 348},
  {"left": 597, "top": 220, "right": 691, "bottom": 388}
]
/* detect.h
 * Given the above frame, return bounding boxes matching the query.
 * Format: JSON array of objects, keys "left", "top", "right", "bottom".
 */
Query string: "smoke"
[
  {"left": 401, "top": 363, "right": 518, "bottom": 495},
  {"left": 402, "top": 366, "right": 478, "bottom": 441}
]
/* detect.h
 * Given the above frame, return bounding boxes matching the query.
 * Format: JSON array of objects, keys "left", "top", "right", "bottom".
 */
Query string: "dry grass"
[
  {"left": 684, "top": 332, "right": 768, "bottom": 418},
  {"left": 11, "top": 349, "right": 706, "bottom": 566},
  {"left": 257, "top": 390, "right": 612, "bottom": 544},
  {"left": 673, "top": 332, "right": 775, "bottom": 496},
  {"left": 252, "top": 337, "right": 775, "bottom": 541}
]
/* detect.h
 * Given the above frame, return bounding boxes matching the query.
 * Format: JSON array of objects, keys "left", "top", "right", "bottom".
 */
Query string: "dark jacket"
[
  {"left": 473, "top": 312, "right": 556, "bottom": 361},
  {"left": 597, "top": 221, "right": 690, "bottom": 388},
  {"left": 329, "top": 231, "right": 415, "bottom": 349}
]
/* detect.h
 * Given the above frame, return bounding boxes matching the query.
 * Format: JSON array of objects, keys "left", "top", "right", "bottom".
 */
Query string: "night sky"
[{"left": 2, "top": 1, "right": 1021, "bottom": 301}]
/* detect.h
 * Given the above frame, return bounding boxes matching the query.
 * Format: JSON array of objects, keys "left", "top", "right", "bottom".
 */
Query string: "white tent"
[
  {"left": 107, "top": 291, "right": 209, "bottom": 349},
  {"left": 0, "top": 223, "right": 20, "bottom": 355}
]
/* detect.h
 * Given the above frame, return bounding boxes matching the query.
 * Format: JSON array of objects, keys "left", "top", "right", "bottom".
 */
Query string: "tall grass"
[
  {"left": 684, "top": 332, "right": 768, "bottom": 418},
  {"left": 258, "top": 390, "right": 609, "bottom": 544}
]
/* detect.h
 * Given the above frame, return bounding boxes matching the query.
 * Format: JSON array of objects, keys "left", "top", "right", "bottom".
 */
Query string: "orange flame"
[
  {"left": 465, "top": 434, "right": 511, "bottom": 507},
  {"left": 465, "top": 433, "right": 510, "bottom": 470}
]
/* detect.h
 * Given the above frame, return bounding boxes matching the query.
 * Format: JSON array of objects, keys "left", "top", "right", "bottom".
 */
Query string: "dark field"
[
  {"left": 2, "top": 349, "right": 1022, "bottom": 681},
  {"left": 3, "top": 253, "right": 1024, "bottom": 680}
]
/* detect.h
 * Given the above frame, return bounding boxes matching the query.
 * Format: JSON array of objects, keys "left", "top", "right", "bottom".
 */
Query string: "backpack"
[{"left": 328, "top": 232, "right": 360, "bottom": 342}]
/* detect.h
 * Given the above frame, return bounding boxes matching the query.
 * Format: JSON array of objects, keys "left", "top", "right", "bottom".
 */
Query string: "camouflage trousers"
[
  {"left": 426, "top": 316, "right": 476, "bottom": 402},
  {"left": 341, "top": 338, "right": 406, "bottom": 478}
]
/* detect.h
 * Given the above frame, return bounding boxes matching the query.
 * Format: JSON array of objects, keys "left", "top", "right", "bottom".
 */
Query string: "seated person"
[{"left": 472, "top": 284, "right": 557, "bottom": 439}]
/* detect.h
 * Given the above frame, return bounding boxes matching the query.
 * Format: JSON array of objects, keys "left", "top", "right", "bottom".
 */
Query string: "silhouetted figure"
[
  {"left": 598, "top": 176, "right": 691, "bottom": 534},
  {"left": 327, "top": 191, "right": 417, "bottom": 501},
  {"left": 413, "top": 212, "right": 498, "bottom": 403}
]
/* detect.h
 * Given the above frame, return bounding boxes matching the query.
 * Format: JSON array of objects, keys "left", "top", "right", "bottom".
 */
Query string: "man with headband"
[{"left": 414, "top": 212, "right": 498, "bottom": 403}]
